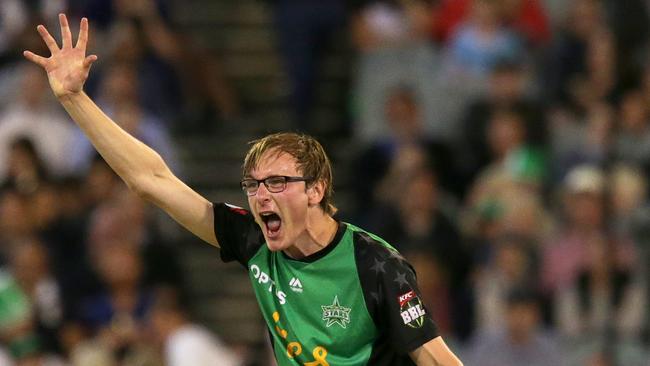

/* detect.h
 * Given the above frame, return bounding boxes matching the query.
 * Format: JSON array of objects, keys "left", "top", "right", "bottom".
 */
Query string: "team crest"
[{"left": 321, "top": 296, "right": 351, "bottom": 328}]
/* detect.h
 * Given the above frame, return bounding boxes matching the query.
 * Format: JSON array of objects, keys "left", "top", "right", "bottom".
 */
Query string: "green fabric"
[
  {"left": 247, "top": 225, "right": 377, "bottom": 365},
  {"left": 9, "top": 334, "right": 40, "bottom": 359},
  {"left": 505, "top": 147, "right": 547, "bottom": 183},
  {"left": 0, "top": 271, "right": 30, "bottom": 330}
]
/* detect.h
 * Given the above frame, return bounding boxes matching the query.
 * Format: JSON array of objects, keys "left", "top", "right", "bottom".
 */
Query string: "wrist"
[{"left": 58, "top": 91, "right": 85, "bottom": 104}]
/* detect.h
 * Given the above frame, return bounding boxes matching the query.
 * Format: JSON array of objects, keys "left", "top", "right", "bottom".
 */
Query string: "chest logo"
[
  {"left": 289, "top": 277, "right": 303, "bottom": 293},
  {"left": 321, "top": 296, "right": 351, "bottom": 329}
]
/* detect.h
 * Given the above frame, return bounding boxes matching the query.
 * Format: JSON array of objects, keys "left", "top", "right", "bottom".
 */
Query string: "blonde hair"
[{"left": 243, "top": 132, "right": 337, "bottom": 215}]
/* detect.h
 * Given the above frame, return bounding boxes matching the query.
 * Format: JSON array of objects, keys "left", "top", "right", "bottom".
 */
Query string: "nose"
[{"left": 255, "top": 181, "right": 272, "bottom": 202}]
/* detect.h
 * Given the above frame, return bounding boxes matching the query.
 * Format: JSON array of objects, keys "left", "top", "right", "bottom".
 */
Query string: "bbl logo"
[{"left": 398, "top": 290, "right": 426, "bottom": 328}]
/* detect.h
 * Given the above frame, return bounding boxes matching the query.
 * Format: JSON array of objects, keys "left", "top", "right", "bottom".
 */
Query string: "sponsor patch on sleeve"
[
  {"left": 398, "top": 290, "right": 426, "bottom": 328},
  {"left": 398, "top": 290, "right": 416, "bottom": 307}
]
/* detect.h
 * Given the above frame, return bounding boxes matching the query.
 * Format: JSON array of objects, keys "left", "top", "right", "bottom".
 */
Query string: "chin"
[{"left": 265, "top": 237, "right": 287, "bottom": 252}]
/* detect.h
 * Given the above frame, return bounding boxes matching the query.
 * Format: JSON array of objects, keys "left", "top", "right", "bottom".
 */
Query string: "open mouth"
[{"left": 260, "top": 212, "right": 282, "bottom": 238}]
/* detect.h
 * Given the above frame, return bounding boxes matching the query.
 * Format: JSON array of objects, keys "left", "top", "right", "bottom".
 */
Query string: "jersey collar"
[{"left": 282, "top": 221, "right": 346, "bottom": 263}]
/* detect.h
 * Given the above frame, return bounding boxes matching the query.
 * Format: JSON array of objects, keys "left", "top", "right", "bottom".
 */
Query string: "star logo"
[
  {"left": 370, "top": 258, "right": 386, "bottom": 274},
  {"left": 394, "top": 271, "right": 409, "bottom": 288},
  {"left": 321, "top": 296, "right": 351, "bottom": 328}
]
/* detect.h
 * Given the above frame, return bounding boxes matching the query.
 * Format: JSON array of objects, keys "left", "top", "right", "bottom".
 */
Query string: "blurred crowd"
[
  {"left": 347, "top": 0, "right": 650, "bottom": 365},
  {"left": 0, "top": 0, "right": 245, "bottom": 365},
  {"left": 1, "top": 0, "right": 650, "bottom": 365}
]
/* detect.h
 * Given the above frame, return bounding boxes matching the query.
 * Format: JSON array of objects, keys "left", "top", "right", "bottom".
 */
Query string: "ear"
[{"left": 307, "top": 180, "right": 326, "bottom": 207}]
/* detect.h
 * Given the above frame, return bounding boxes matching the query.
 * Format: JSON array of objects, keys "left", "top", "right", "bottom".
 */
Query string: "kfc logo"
[{"left": 398, "top": 291, "right": 415, "bottom": 307}]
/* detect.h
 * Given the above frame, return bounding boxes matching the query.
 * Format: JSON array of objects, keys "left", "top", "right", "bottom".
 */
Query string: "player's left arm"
[{"left": 410, "top": 336, "right": 463, "bottom": 366}]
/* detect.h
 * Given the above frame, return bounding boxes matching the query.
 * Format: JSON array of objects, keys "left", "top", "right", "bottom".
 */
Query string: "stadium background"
[{"left": 0, "top": 0, "right": 649, "bottom": 365}]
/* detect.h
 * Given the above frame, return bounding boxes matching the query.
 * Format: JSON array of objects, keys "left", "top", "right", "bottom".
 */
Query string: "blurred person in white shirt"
[{"left": 148, "top": 287, "right": 243, "bottom": 366}]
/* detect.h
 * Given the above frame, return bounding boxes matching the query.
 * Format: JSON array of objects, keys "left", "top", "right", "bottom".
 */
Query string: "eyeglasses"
[{"left": 240, "top": 176, "right": 312, "bottom": 196}]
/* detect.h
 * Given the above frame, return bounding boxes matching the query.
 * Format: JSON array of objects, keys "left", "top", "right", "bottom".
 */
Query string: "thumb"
[{"left": 83, "top": 54, "right": 98, "bottom": 68}]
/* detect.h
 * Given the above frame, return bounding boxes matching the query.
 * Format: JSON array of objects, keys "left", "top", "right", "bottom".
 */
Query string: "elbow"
[
  {"left": 127, "top": 171, "right": 163, "bottom": 201},
  {"left": 128, "top": 168, "right": 173, "bottom": 205},
  {"left": 128, "top": 159, "right": 171, "bottom": 201},
  {"left": 126, "top": 177, "right": 152, "bottom": 200}
]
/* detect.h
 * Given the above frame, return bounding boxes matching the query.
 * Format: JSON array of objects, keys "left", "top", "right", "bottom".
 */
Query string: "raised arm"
[{"left": 24, "top": 14, "right": 218, "bottom": 247}]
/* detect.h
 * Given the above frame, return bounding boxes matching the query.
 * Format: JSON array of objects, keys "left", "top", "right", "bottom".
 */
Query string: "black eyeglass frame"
[{"left": 240, "top": 175, "right": 313, "bottom": 196}]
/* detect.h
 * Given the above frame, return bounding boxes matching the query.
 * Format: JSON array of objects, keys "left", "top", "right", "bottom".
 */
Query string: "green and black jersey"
[{"left": 213, "top": 203, "right": 439, "bottom": 366}]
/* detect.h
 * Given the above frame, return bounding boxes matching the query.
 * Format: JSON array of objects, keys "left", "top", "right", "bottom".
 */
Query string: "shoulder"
[
  {"left": 213, "top": 203, "right": 264, "bottom": 266},
  {"left": 348, "top": 224, "right": 395, "bottom": 253},
  {"left": 346, "top": 224, "right": 414, "bottom": 274},
  {"left": 346, "top": 224, "right": 440, "bottom": 349}
]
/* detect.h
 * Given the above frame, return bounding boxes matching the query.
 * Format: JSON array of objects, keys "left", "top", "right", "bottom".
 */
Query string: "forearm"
[
  {"left": 410, "top": 337, "right": 463, "bottom": 366},
  {"left": 59, "top": 91, "right": 169, "bottom": 190}
]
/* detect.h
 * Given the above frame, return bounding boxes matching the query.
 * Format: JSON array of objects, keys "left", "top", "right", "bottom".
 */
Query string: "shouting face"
[{"left": 246, "top": 150, "right": 315, "bottom": 252}]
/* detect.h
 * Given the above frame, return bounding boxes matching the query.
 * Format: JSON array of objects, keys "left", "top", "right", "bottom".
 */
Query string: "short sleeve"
[
  {"left": 378, "top": 253, "right": 439, "bottom": 352},
  {"left": 213, "top": 203, "right": 265, "bottom": 267},
  {"left": 354, "top": 232, "right": 439, "bottom": 353}
]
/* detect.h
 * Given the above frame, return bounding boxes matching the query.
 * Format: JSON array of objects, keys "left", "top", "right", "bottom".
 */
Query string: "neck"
[
  {"left": 284, "top": 209, "right": 338, "bottom": 259},
  {"left": 111, "top": 284, "right": 138, "bottom": 309}
]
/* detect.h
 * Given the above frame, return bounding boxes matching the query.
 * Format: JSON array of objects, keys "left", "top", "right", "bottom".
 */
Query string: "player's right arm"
[{"left": 23, "top": 14, "right": 219, "bottom": 247}]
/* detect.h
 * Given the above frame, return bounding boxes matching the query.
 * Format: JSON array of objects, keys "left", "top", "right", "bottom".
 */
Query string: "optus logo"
[{"left": 250, "top": 264, "right": 287, "bottom": 305}]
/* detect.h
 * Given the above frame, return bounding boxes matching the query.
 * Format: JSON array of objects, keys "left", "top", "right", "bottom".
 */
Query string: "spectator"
[
  {"left": 0, "top": 185, "right": 36, "bottom": 257},
  {"left": 464, "top": 107, "right": 546, "bottom": 215},
  {"left": 70, "top": 61, "right": 181, "bottom": 174},
  {"left": 8, "top": 238, "right": 65, "bottom": 356},
  {"left": 85, "top": 0, "right": 239, "bottom": 129},
  {"left": 352, "top": 85, "right": 458, "bottom": 214},
  {"left": 0, "top": 64, "right": 76, "bottom": 181},
  {"left": 352, "top": 0, "right": 441, "bottom": 142},
  {"left": 0, "top": 0, "right": 68, "bottom": 62},
  {"left": 86, "top": 185, "right": 185, "bottom": 290},
  {"left": 609, "top": 164, "right": 648, "bottom": 235},
  {"left": 541, "top": 165, "right": 636, "bottom": 294},
  {"left": 443, "top": 0, "right": 523, "bottom": 78},
  {"left": 464, "top": 287, "right": 565, "bottom": 366},
  {"left": 545, "top": 0, "right": 615, "bottom": 110},
  {"left": 433, "top": 0, "right": 550, "bottom": 47},
  {"left": 73, "top": 241, "right": 159, "bottom": 366},
  {"left": 148, "top": 287, "right": 243, "bottom": 366},
  {"left": 613, "top": 89, "right": 650, "bottom": 175},
  {"left": 549, "top": 101, "right": 613, "bottom": 182},
  {"left": 0, "top": 269, "right": 42, "bottom": 364},
  {"left": 366, "top": 167, "right": 468, "bottom": 284},
  {"left": 82, "top": 156, "right": 120, "bottom": 210},
  {"left": 459, "top": 60, "right": 546, "bottom": 191},
  {"left": 4, "top": 138, "right": 49, "bottom": 195},
  {"left": 269, "top": 0, "right": 346, "bottom": 132},
  {"left": 472, "top": 234, "right": 538, "bottom": 331},
  {"left": 553, "top": 233, "right": 646, "bottom": 340}
]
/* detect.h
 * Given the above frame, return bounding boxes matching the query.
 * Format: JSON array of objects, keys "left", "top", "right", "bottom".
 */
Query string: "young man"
[{"left": 23, "top": 14, "right": 463, "bottom": 366}]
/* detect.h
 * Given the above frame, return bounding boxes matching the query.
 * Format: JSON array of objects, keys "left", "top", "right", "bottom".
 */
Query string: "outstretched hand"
[{"left": 23, "top": 14, "right": 98, "bottom": 99}]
